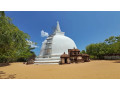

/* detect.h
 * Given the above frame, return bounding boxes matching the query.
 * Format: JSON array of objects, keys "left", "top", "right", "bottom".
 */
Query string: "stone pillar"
[
  {"left": 61, "top": 58, "right": 65, "bottom": 64},
  {"left": 67, "top": 58, "right": 70, "bottom": 64}
]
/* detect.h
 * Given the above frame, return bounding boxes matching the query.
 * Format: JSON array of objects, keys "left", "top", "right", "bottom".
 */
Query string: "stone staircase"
[{"left": 34, "top": 57, "right": 60, "bottom": 64}]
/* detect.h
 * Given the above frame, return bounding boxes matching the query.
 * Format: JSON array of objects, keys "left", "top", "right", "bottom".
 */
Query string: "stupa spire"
[
  {"left": 53, "top": 21, "right": 65, "bottom": 35},
  {"left": 55, "top": 21, "right": 61, "bottom": 32}
]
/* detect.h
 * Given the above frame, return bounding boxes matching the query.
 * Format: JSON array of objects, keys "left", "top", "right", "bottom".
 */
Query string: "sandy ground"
[{"left": 0, "top": 60, "right": 120, "bottom": 79}]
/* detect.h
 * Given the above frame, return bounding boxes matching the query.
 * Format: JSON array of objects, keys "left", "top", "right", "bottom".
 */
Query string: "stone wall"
[{"left": 104, "top": 56, "right": 120, "bottom": 60}]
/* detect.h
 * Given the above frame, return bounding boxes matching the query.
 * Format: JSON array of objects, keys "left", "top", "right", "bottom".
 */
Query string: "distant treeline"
[
  {"left": 85, "top": 35, "right": 120, "bottom": 59},
  {"left": 0, "top": 11, "right": 36, "bottom": 63}
]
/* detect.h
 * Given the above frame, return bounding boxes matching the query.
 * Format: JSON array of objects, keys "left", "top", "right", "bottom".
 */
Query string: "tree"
[
  {"left": 0, "top": 11, "right": 5, "bottom": 17},
  {"left": 86, "top": 35, "right": 120, "bottom": 59},
  {"left": 81, "top": 50, "right": 86, "bottom": 54},
  {"left": 105, "top": 36, "right": 116, "bottom": 45},
  {"left": 0, "top": 11, "right": 36, "bottom": 63}
]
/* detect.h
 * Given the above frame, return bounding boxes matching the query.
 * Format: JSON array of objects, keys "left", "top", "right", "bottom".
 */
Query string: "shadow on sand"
[
  {"left": 113, "top": 60, "right": 120, "bottom": 63},
  {"left": 0, "top": 71, "right": 16, "bottom": 79},
  {"left": 0, "top": 63, "right": 10, "bottom": 67}
]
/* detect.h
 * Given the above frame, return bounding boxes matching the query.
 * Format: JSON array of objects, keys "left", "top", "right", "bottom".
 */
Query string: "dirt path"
[{"left": 0, "top": 60, "right": 120, "bottom": 79}]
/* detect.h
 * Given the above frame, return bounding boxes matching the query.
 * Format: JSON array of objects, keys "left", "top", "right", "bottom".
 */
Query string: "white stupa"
[{"left": 34, "top": 21, "right": 77, "bottom": 64}]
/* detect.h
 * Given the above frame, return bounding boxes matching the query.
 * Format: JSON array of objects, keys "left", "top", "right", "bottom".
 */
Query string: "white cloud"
[
  {"left": 27, "top": 40, "right": 39, "bottom": 48},
  {"left": 31, "top": 44, "right": 39, "bottom": 48},
  {"left": 41, "top": 30, "right": 49, "bottom": 37}
]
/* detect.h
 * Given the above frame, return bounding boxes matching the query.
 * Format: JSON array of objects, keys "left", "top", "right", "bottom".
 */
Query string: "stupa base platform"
[{"left": 34, "top": 57, "right": 60, "bottom": 64}]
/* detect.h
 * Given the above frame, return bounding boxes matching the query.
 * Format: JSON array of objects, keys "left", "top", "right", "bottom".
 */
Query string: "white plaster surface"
[{"left": 35, "top": 21, "right": 77, "bottom": 64}]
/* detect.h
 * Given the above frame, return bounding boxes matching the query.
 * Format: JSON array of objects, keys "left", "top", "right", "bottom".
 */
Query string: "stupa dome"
[
  {"left": 38, "top": 21, "right": 77, "bottom": 58},
  {"left": 51, "top": 34, "right": 77, "bottom": 56}
]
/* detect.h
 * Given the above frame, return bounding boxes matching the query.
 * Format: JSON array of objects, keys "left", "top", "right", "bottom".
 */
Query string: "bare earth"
[{"left": 0, "top": 60, "right": 120, "bottom": 79}]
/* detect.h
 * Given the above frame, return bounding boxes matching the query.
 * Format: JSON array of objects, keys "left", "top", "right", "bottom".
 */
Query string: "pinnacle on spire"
[{"left": 56, "top": 21, "right": 61, "bottom": 32}]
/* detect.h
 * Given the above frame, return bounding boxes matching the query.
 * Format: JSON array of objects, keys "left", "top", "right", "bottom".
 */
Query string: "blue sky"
[{"left": 5, "top": 11, "right": 120, "bottom": 55}]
